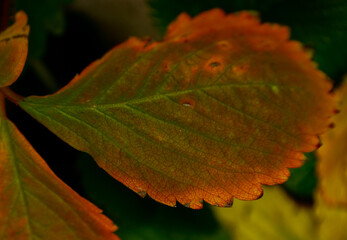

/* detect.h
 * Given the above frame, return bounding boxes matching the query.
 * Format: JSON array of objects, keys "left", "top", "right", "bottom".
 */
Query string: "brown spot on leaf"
[
  {"left": 232, "top": 64, "right": 248, "bottom": 75},
  {"left": 205, "top": 56, "right": 224, "bottom": 72},
  {"left": 162, "top": 60, "right": 172, "bottom": 72},
  {"left": 210, "top": 61, "right": 221, "bottom": 68},
  {"left": 180, "top": 98, "right": 195, "bottom": 108},
  {"left": 217, "top": 40, "right": 232, "bottom": 50}
]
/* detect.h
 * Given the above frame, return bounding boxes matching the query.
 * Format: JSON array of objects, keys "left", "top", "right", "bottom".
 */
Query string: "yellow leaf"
[
  {"left": 315, "top": 195, "right": 347, "bottom": 240},
  {"left": 213, "top": 186, "right": 316, "bottom": 240},
  {"left": 316, "top": 78, "right": 347, "bottom": 240},
  {"left": 317, "top": 79, "right": 347, "bottom": 206}
]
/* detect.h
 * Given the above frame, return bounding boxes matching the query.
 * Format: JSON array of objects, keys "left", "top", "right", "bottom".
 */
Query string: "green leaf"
[{"left": 20, "top": 9, "right": 334, "bottom": 208}]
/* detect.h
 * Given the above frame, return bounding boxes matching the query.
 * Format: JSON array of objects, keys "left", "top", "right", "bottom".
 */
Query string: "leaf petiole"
[
  {"left": 0, "top": 87, "right": 24, "bottom": 104},
  {"left": 0, "top": 91, "right": 6, "bottom": 117}
]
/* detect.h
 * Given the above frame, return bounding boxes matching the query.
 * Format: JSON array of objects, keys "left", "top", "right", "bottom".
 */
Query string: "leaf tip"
[{"left": 15, "top": 11, "right": 28, "bottom": 26}]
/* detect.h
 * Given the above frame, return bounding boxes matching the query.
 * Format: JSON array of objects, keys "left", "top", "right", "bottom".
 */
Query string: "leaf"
[
  {"left": 0, "top": 11, "right": 29, "bottom": 87},
  {"left": 77, "top": 153, "right": 230, "bottom": 240},
  {"left": 0, "top": 94, "right": 118, "bottom": 239},
  {"left": 213, "top": 186, "right": 316, "bottom": 240},
  {"left": 20, "top": 9, "right": 334, "bottom": 209}
]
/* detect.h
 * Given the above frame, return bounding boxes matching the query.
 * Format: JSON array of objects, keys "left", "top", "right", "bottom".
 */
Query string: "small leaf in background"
[
  {"left": 283, "top": 152, "right": 318, "bottom": 202},
  {"left": 0, "top": 11, "right": 29, "bottom": 87},
  {"left": 77, "top": 153, "right": 230, "bottom": 240},
  {"left": 0, "top": 95, "right": 118, "bottom": 239},
  {"left": 317, "top": 79, "right": 347, "bottom": 206},
  {"left": 213, "top": 186, "right": 317, "bottom": 240},
  {"left": 20, "top": 9, "right": 334, "bottom": 208},
  {"left": 149, "top": 0, "right": 347, "bottom": 80},
  {"left": 16, "top": 0, "right": 71, "bottom": 59}
]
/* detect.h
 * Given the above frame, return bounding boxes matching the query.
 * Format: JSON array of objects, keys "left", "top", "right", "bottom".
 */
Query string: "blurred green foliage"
[
  {"left": 77, "top": 153, "right": 230, "bottom": 240},
  {"left": 16, "top": 0, "right": 71, "bottom": 59}
]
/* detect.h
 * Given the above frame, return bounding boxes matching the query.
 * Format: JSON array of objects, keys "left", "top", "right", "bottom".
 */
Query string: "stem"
[
  {"left": 0, "top": 87, "right": 24, "bottom": 105},
  {"left": 0, "top": 91, "right": 6, "bottom": 117}
]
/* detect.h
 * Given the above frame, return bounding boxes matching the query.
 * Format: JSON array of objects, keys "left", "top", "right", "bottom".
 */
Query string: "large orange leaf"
[
  {"left": 0, "top": 94, "right": 118, "bottom": 239},
  {"left": 20, "top": 9, "right": 334, "bottom": 209},
  {"left": 0, "top": 11, "right": 29, "bottom": 87}
]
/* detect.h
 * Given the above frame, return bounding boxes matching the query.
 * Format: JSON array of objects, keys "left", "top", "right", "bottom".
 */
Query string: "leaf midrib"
[
  {"left": 1, "top": 122, "right": 34, "bottom": 240},
  {"left": 23, "top": 81, "right": 295, "bottom": 109}
]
